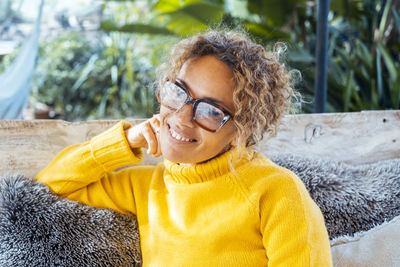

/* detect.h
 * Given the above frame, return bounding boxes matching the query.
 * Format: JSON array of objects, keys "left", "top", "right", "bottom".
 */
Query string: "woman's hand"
[{"left": 124, "top": 115, "right": 162, "bottom": 157}]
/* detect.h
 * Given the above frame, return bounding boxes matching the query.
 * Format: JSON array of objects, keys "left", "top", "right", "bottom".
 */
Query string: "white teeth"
[{"left": 170, "top": 128, "right": 192, "bottom": 142}]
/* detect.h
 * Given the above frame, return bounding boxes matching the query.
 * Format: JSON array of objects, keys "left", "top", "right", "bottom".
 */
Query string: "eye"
[
  {"left": 161, "top": 82, "right": 187, "bottom": 108},
  {"left": 207, "top": 108, "right": 223, "bottom": 119},
  {"left": 194, "top": 102, "right": 225, "bottom": 130}
]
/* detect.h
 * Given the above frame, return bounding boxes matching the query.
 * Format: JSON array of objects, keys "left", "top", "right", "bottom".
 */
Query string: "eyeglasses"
[{"left": 159, "top": 80, "right": 233, "bottom": 132}]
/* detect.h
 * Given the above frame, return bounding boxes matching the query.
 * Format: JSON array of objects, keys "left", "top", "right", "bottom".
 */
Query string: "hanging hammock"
[{"left": 0, "top": 0, "right": 43, "bottom": 119}]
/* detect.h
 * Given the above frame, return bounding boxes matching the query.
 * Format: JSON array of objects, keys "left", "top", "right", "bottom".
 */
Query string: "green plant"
[
  {"left": 4, "top": 0, "right": 399, "bottom": 118},
  {"left": 99, "top": 0, "right": 400, "bottom": 113},
  {"left": 32, "top": 31, "right": 171, "bottom": 121},
  {"left": 324, "top": 0, "right": 400, "bottom": 111}
]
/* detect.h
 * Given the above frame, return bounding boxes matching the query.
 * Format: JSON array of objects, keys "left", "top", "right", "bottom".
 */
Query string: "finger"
[
  {"left": 150, "top": 115, "right": 161, "bottom": 130},
  {"left": 153, "top": 131, "right": 162, "bottom": 157},
  {"left": 154, "top": 142, "right": 162, "bottom": 157},
  {"left": 149, "top": 120, "right": 160, "bottom": 135},
  {"left": 149, "top": 127, "right": 162, "bottom": 157},
  {"left": 159, "top": 113, "right": 166, "bottom": 125},
  {"left": 149, "top": 116, "right": 163, "bottom": 157},
  {"left": 142, "top": 122, "right": 158, "bottom": 154},
  {"left": 125, "top": 126, "right": 146, "bottom": 149},
  {"left": 152, "top": 130, "right": 161, "bottom": 157}
]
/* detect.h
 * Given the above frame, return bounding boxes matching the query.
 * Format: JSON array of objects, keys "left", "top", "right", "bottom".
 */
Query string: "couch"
[{"left": 1, "top": 110, "right": 399, "bottom": 266}]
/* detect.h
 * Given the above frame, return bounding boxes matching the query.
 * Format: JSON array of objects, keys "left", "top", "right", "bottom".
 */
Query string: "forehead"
[{"left": 177, "top": 55, "right": 235, "bottom": 112}]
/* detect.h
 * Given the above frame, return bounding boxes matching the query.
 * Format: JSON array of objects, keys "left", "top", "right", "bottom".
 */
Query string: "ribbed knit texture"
[{"left": 36, "top": 121, "right": 333, "bottom": 267}]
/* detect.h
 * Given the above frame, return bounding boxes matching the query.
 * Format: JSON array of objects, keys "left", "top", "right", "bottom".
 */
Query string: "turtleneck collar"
[{"left": 163, "top": 147, "right": 255, "bottom": 184}]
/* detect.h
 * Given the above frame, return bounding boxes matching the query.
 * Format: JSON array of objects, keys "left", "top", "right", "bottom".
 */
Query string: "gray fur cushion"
[
  {"left": 268, "top": 153, "right": 400, "bottom": 239},
  {"left": 1, "top": 155, "right": 399, "bottom": 266},
  {"left": 0, "top": 174, "right": 141, "bottom": 267}
]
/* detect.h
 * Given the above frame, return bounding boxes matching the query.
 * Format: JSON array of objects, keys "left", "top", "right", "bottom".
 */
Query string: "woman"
[{"left": 36, "top": 30, "right": 333, "bottom": 266}]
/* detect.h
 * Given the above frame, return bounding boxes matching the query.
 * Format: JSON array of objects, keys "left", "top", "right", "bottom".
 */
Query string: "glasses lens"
[
  {"left": 160, "top": 82, "right": 187, "bottom": 109},
  {"left": 194, "top": 102, "right": 225, "bottom": 131}
]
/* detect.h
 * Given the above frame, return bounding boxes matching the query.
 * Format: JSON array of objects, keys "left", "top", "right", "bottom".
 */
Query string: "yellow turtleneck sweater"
[{"left": 35, "top": 121, "right": 333, "bottom": 266}]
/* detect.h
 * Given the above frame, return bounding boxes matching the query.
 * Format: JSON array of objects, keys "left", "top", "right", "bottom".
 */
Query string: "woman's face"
[{"left": 159, "top": 55, "right": 237, "bottom": 165}]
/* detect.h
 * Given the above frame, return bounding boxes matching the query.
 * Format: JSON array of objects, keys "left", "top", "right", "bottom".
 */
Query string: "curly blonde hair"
[{"left": 155, "top": 29, "right": 302, "bottom": 152}]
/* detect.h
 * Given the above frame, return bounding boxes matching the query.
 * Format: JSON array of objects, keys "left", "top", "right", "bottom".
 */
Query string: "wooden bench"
[{"left": 1, "top": 110, "right": 398, "bottom": 178}]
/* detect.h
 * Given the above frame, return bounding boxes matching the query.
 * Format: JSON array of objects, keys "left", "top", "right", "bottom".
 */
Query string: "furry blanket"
[
  {"left": 268, "top": 153, "right": 400, "bottom": 239},
  {"left": 0, "top": 174, "right": 141, "bottom": 267},
  {"left": 0, "top": 154, "right": 399, "bottom": 266}
]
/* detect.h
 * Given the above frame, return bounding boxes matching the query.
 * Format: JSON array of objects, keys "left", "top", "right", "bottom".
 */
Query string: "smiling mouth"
[{"left": 167, "top": 124, "right": 197, "bottom": 143}]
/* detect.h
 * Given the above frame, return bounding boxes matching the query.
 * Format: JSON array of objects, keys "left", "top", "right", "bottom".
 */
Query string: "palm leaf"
[
  {"left": 100, "top": 20, "right": 174, "bottom": 35},
  {"left": 393, "top": 8, "right": 400, "bottom": 34},
  {"left": 378, "top": 41, "right": 398, "bottom": 82}
]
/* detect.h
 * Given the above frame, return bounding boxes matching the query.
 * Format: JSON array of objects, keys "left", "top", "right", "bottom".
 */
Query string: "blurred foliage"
[
  {"left": 100, "top": 0, "right": 400, "bottom": 113},
  {"left": 0, "top": 0, "right": 23, "bottom": 23},
  {"left": 1, "top": 0, "right": 399, "bottom": 120},
  {"left": 30, "top": 31, "right": 177, "bottom": 120},
  {"left": 1, "top": 1, "right": 178, "bottom": 121},
  {"left": 328, "top": 0, "right": 400, "bottom": 111}
]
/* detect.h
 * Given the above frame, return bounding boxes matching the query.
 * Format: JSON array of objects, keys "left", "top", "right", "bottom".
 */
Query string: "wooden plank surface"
[
  {"left": 1, "top": 110, "right": 399, "bottom": 178},
  {"left": 261, "top": 110, "right": 400, "bottom": 164}
]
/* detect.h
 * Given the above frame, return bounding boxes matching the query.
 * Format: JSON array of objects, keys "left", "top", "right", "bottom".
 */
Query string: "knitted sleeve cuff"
[{"left": 90, "top": 120, "right": 143, "bottom": 173}]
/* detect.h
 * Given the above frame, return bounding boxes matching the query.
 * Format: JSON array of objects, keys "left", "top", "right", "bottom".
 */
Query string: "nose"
[{"left": 174, "top": 102, "right": 196, "bottom": 128}]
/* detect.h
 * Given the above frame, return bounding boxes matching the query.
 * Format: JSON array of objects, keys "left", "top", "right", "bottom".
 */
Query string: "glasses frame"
[{"left": 159, "top": 80, "right": 234, "bottom": 132}]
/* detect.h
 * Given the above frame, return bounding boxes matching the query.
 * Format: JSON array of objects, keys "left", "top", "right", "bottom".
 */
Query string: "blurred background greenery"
[{"left": 0, "top": 0, "right": 399, "bottom": 120}]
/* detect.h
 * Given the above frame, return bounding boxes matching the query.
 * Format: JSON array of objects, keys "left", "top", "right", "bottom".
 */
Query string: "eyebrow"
[{"left": 176, "top": 78, "right": 232, "bottom": 112}]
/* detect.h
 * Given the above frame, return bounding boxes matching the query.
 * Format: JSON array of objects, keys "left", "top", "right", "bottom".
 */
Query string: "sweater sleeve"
[
  {"left": 260, "top": 172, "right": 333, "bottom": 267},
  {"left": 35, "top": 120, "right": 145, "bottom": 214}
]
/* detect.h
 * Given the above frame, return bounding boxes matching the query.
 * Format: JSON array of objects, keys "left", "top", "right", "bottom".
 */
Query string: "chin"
[
  {"left": 161, "top": 148, "right": 199, "bottom": 165},
  {"left": 163, "top": 152, "right": 196, "bottom": 164},
  {"left": 160, "top": 135, "right": 199, "bottom": 164},
  {"left": 160, "top": 148, "right": 202, "bottom": 164},
  {"left": 162, "top": 148, "right": 220, "bottom": 165}
]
